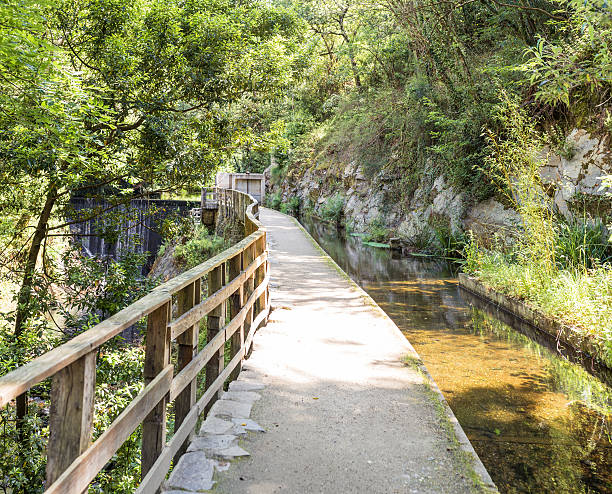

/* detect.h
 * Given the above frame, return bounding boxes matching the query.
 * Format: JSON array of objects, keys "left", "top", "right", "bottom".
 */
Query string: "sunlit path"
[{"left": 211, "top": 208, "right": 495, "bottom": 493}]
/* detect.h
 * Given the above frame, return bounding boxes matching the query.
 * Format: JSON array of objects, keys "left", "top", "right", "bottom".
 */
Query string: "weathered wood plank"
[
  {"left": 174, "top": 279, "right": 199, "bottom": 463},
  {"left": 169, "top": 328, "right": 226, "bottom": 402},
  {"left": 45, "top": 351, "right": 96, "bottom": 486},
  {"left": 0, "top": 290, "right": 170, "bottom": 407},
  {"left": 168, "top": 270, "right": 269, "bottom": 402},
  {"left": 228, "top": 253, "right": 243, "bottom": 382},
  {"left": 141, "top": 301, "right": 171, "bottom": 478},
  {"left": 45, "top": 365, "right": 173, "bottom": 494},
  {"left": 205, "top": 264, "right": 226, "bottom": 415}
]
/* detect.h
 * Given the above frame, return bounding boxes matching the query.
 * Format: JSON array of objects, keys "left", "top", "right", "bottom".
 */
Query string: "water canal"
[{"left": 300, "top": 216, "right": 612, "bottom": 494}]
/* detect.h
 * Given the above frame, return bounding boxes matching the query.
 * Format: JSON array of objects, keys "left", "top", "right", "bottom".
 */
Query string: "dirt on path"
[{"left": 213, "top": 208, "right": 496, "bottom": 494}]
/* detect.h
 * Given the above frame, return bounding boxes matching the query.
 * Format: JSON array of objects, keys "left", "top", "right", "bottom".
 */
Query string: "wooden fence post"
[
  {"left": 243, "top": 243, "right": 255, "bottom": 353},
  {"left": 46, "top": 351, "right": 96, "bottom": 486},
  {"left": 205, "top": 264, "right": 225, "bottom": 415},
  {"left": 228, "top": 253, "right": 243, "bottom": 381},
  {"left": 141, "top": 300, "right": 171, "bottom": 478},
  {"left": 174, "top": 279, "right": 199, "bottom": 461},
  {"left": 254, "top": 234, "right": 267, "bottom": 327}
]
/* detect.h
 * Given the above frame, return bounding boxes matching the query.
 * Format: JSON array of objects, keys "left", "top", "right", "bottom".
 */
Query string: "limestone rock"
[
  {"left": 215, "top": 445, "right": 250, "bottom": 459},
  {"left": 188, "top": 434, "right": 236, "bottom": 453},
  {"left": 463, "top": 199, "right": 520, "bottom": 242},
  {"left": 199, "top": 416, "right": 234, "bottom": 435},
  {"left": 232, "top": 417, "right": 265, "bottom": 432},
  {"left": 541, "top": 129, "right": 611, "bottom": 218},
  {"left": 165, "top": 451, "right": 214, "bottom": 492},
  {"left": 209, "top": 399, "right": 252, "bottom": 419},
  {"left": 221, "top": 391, "right": 262, "bottom": 403},
  {"left": 229, "top": 380, "right": 265, "bottom": 392}
]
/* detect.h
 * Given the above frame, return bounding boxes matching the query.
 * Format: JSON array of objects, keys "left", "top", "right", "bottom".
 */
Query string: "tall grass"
[
  {"left": 482, "top": 96, "right": 556, "bottom": 277},
  {"left": 465, "top": 98, "right": 612, "bottom": 366}
]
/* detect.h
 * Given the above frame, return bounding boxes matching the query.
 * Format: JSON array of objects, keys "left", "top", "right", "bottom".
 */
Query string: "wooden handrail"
[{"left": 0, "top": 188, "right": 270, "bottom": 493}]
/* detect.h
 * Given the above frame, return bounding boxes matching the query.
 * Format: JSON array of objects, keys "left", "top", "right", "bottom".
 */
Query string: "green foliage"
[
  {"left": 483, "top": 96, "right": 556, "bottom": 276},
  {"left": 319, "top": 193, "right": 344, "bottom": 225},
  {"left": 429, "top": 218, "right": 468, "bottom": 261},
  {"left": 61, "top": 247, "right": 156, "bottom": 330},
  {"left": 0, "top": 409, "right": 47, "bottom": 494},
  {"left": 363, "top": 217, "right": 389, "bottom": 243},
  {"left": 266, "top": 192, "right": 282, "bottom": 210},
  {"left": 522, "top": 0, "right": 612, "bottom": 117},
  {"left": 556, "top": 219, "right": 612, "bottom": 269},
  {"left": 280, "top": 196, "right": 300, "bottom": 217},
  {"left": 173, "top": 225, "right": 229, "bottom": 270}
]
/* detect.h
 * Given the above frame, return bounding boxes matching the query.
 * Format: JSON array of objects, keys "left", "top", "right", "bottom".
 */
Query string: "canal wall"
[
  {"left": 269, "top": 128, "right": 611, "bottom": 251},
  {"left": 458, "top": 273, "right": 611, "bottom": 382}
]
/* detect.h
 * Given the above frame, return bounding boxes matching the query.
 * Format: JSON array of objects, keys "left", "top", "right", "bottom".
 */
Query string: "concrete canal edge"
[
  {"left": 458, "top": 273, "right": 610, "bottom": 377},
  {"left": 291, "top": 217, "right": 498, "bottom": 493}
]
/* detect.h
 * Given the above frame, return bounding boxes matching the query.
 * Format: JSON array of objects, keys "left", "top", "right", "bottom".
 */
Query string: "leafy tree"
[{"left": 0, "top": 0, "right": 302, "bottom": 448}]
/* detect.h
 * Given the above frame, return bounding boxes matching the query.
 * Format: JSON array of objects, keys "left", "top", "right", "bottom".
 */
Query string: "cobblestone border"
[{"left": 162, "top": 375, "right": 266, "bottom": 493}]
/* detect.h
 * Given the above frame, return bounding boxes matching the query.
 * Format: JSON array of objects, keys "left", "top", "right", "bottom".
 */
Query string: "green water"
[{"left": 301, "top": 216, "right": 612, "bottom": 494}]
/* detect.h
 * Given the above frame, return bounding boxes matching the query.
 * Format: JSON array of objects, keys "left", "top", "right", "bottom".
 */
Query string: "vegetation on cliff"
[
  {"left": 260, "top": 0, "right": 611, "bottom": 229},
  {"left": 253, "top": 0, "right": 612, "bottom": 364}
]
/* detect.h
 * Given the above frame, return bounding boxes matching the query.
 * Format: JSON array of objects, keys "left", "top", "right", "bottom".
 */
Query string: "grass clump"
[
  {"left": 319, "top": 193, "right": 344, "bottom": 226},
  {"left": 363, "top": 217, "right": 389, "bottom": 243}
]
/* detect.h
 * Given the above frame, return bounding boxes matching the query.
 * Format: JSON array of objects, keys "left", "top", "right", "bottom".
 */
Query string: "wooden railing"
[{"left": 0, "top": 189, "right": 269, "bottom": 493}]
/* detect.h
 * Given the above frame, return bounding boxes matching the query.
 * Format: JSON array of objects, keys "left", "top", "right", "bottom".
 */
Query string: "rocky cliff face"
[
  {"left": 541, "top": 129, "right": 611, "bottom": 218},
  {"left": 271, "top": 129, "right": 610, "bottom": 247}
]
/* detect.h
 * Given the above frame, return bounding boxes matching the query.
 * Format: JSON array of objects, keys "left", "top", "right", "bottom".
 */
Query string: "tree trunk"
[{"left": 14, "top": 186, "right": 57, "bottom": 442}]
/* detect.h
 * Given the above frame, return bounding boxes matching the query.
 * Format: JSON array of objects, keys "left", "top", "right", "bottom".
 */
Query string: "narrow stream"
[{"left": 301, "top": 216, "right": 612, "bottom": 494}]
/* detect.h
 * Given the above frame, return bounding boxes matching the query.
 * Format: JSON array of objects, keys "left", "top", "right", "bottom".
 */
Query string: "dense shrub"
[{"left": 173, "top": 226, "right": 229, "bottom": 270}]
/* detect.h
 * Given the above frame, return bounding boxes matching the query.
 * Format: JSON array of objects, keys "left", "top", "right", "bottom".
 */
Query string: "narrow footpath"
[{"left": 213, "top": 208, "right": 496, "bottom": 493}]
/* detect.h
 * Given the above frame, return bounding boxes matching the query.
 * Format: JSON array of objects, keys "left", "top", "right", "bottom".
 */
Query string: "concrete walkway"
[{"left": 212, "top": 208, "right": 495, "bottom": 493}]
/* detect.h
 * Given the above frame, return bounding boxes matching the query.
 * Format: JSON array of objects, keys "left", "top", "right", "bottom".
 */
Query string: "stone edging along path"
[
  {"left": 162, "top": 375, "right": 268, "bottom": 493},
  {"left": 458, "top": 273, "right": 611, "bottom": 378}
]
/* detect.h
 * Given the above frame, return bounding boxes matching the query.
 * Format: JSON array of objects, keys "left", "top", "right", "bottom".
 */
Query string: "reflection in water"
[{"left": 301, "top": 216, "right": 612, "bottom": 494}]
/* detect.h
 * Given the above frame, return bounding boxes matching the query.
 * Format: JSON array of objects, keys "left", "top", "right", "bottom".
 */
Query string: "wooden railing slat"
[
  {"left": 174, "top": 279, "right": 200, "bottom": 462},
  {"left": 45, "top": 365, "right": 173, "bottom": 494},
  {"left": 204, "top": 264, "right": 226, "bottom": 416},
  {"left": 229, "top": 252, "right": 243, "bottom": 382},
  {"left": 168, "top": 251, "right": 267, "bottom": 340},
  {"left": 141, "top": 301, "right": 171, "bottom": 477}
]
